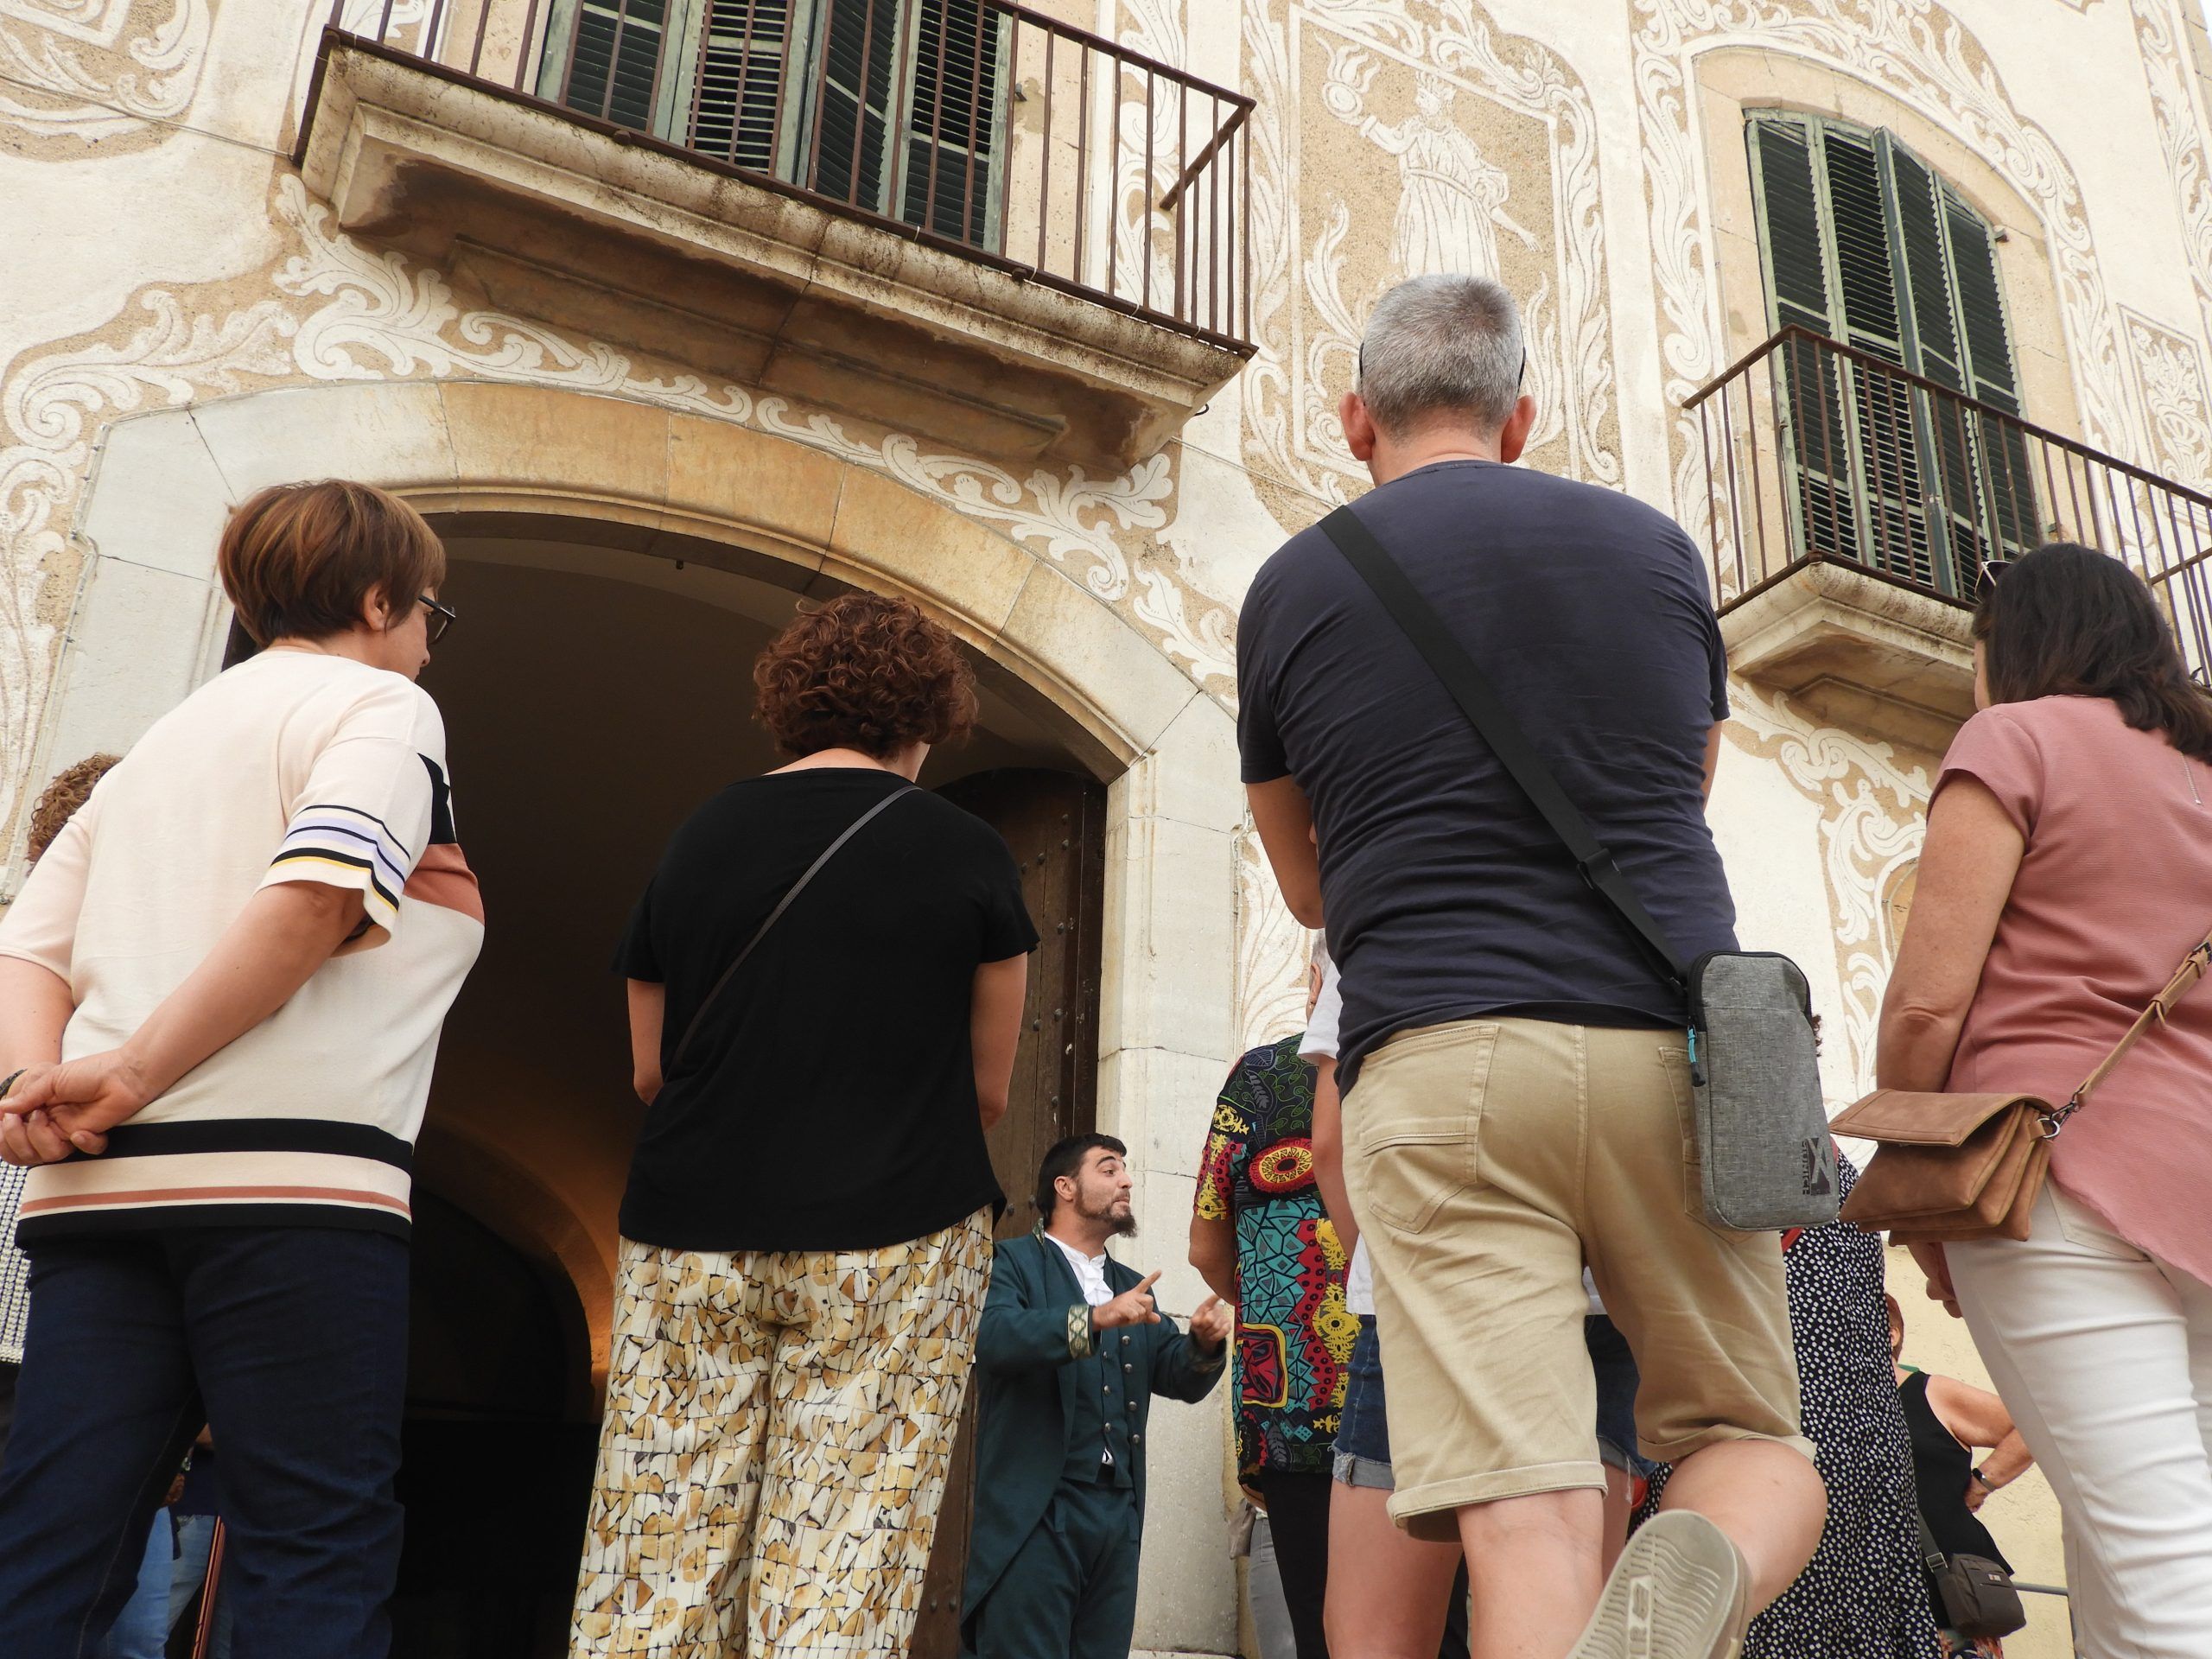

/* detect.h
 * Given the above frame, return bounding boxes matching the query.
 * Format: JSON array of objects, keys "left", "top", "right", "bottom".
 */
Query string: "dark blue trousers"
[
  {"left": 965, "top": 1471, "right": 1143, "bottom": 1659},
  {"left": 0, "top": 1227, "right": 409, "bottom": 1659}
]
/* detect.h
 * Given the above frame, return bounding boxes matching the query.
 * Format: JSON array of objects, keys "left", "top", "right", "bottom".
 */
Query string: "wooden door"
[{"left": 908, "top": 766, "right": 1105, "bottom": 1658}]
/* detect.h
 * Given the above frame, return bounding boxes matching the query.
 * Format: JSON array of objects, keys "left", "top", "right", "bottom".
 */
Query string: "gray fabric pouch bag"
[
  {"left": 1321, "top": 505, "right": 1840, "bottom": 1233},
  {"left": 1687, "top": 951, "right": 1837, "bottom": 1230}
]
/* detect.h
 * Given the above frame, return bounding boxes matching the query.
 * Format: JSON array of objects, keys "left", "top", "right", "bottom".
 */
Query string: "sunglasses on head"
[{"left": 1974, "top": 558, "right": 2013, "bottom": 605}]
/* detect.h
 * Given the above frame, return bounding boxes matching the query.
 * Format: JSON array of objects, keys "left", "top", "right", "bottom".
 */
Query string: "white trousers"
[{"left": 1948, "top": 1183, "right": 2212, "bottom": 1658}]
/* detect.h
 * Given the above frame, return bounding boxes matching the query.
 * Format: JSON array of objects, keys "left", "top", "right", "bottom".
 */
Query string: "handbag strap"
[
  {"left": 1316, "top": 504, "right": 1687, "bottom": 990},
  {"left": 1912, "top": 1511, "right": 1951, "bottom": 1576},
  {"left": 669, "top": 783, "right": 918, "bottom": 1070},
  {"left": 2044, "top": 926, "right": 2212, "bottom": 1135}
]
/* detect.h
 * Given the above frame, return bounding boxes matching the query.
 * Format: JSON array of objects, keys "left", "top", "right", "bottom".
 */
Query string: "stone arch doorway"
[
  {"left": 391, "top": 518, "right": 1109, "bottom": 1655},
  {"left": 390, "top": 1189, "right": 597, "bottom": 1658},
  {"left": 39, "top": 379, "right": 1243, "bottom": 1654}
]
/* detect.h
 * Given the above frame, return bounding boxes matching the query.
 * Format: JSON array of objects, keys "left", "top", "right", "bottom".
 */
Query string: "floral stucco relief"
[{"left": 0, "top": 0, "right": 213, "bottom": 156}]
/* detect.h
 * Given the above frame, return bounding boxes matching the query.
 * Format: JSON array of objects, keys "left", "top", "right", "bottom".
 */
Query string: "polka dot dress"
[{"left": 1641, "top": 1158, "right": 1943, "bottom": 1658}]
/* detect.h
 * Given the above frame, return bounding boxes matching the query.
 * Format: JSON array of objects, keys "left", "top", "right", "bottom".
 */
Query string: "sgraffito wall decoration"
[
  {"left": 1725, "top": 689, "right": 1934, "bottom": 1105},
  {"left": 0, "top": 0, "right": 213, "bottom": 154},
  {"left": 0, "top": 172, "right": 1241, "bottom": 859},
  {"left": 1631, "top": 0, "right": 2140, "bottom": 555},
  {"left": 2124, "top": 308, "right": 2212, "bottom": 488},
  {"left": 1239, "top": 0, "right": 1623, "bottom": 529}
]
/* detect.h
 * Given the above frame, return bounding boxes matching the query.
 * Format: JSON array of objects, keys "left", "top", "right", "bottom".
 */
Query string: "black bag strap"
[
  {"left": 1913, "top": 1512, "right": 1951, "bottom": 1577},
  {"left": 1316, "top": 504, "right": 1686, "bottom": 991},
  {"left": 670, "top": 783, "right": 918, "bottom": 1069}
]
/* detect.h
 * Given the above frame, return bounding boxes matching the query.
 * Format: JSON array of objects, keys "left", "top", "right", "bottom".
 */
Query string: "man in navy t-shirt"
[{"left": 1236, "top": 274, "right": 1824, "bottom": 1659}]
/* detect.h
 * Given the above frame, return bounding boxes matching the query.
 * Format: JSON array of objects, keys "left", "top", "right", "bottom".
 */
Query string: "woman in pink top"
[{"left": 1878, "top": 542, "right": 2212, "bottom": 1658}]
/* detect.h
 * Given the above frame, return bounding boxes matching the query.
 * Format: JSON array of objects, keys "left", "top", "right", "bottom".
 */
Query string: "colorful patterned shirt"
[{"left": 1195, "top": 1033, "right": 1354, "bottom": 1479}]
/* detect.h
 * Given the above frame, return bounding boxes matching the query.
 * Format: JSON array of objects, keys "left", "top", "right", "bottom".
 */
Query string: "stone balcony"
[
  {"left": 1719, "top": 559, "right": 1975, "bottom": 753},
  {"left": 295, "top": 24, "right": 1254, "bottom": 470},
  {"left": 1692, "top": 326, "right": 2212, "bottom": 751}
]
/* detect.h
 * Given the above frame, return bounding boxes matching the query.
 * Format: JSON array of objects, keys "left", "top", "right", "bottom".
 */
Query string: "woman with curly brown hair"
[{"left": 570, "top": 592, "right": 1036, "bottom": 1659}]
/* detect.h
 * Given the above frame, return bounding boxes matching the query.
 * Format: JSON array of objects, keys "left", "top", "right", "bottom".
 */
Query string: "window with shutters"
[
  {"left": 1745, "top": 111, "right": 2037, "bottom": 595},
  {"left": 537, "top": 0, "right": 1007, "bottom": 250}
]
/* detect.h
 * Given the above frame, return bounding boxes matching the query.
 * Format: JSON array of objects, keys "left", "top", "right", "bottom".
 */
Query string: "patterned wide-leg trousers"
[{"left": 569, "top": 1208, "right": 993, "bottom": 1657}]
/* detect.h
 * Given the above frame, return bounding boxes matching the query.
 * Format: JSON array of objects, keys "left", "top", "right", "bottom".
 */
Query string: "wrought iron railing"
[
  {"left": 314, "top": 0, "right": 1255, "bottom": 350},
  {"left": 1688, "top": 326, "right": 2212, "bottom": 680}
]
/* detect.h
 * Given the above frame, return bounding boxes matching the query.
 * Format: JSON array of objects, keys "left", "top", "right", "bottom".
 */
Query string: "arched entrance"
[
  {"left": 389, "top": 524, "right": 1107, "bottom": 1654},
  {"left": 391, "top": 1192, "right": 597, "bottom": 1657},
  {"left": 41, "top": 380, "right": 1245, "bottom": 1655}
]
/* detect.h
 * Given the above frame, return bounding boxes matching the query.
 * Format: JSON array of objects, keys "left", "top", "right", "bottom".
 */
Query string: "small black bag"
[{"left": 1916, "top": 1515, "right": 2027, "bottom": 1638}]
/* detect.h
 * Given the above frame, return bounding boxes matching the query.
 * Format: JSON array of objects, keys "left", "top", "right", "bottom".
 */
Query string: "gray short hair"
[{"left": 1356, "top": 275, "right": 1524, "bottom": 436}]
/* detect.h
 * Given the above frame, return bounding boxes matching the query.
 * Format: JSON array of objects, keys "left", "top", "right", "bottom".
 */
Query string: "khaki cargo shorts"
[{"left": 1341, "top": 1016, "right": 1811, "bottom": 1540}]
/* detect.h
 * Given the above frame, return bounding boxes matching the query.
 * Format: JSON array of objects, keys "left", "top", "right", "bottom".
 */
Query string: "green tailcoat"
[{"left": 959, "top": 1230, "right": 1225, "bottom": 1626}]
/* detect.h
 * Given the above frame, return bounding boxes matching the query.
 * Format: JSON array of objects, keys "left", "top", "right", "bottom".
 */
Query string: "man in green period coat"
[{"left": 960, "top": 1134, "right": 1233, "bottom": 1659}]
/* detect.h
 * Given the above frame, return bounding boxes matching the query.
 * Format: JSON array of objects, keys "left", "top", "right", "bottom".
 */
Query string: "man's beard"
[{"left": 1080, "top": 1193, "right": 1139, "bottom": 1238}]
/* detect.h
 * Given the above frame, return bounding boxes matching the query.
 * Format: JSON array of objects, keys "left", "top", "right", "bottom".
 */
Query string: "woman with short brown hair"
[
  {"left": 0, "top": 479, "right": 481, "bottom": 1656},
  {"left": 571, "top": 592, "right": 1034, "bottom": 1659},
  {"left": 1878, "top": 542, "right": 2212, "bottom": 1656}
]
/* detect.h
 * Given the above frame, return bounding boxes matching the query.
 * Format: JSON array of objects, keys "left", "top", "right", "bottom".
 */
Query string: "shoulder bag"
[
  {"left": 1834, "top": 927, "right": 2212, "bottom": 1242},
  {"left": 1916, "top": 1513, "right": 2027, "bottom": 1638},
  {"left": 667, "top": 784, "right": 918, "bottom": 1071},
  {"left": 1317, "top": 505, "right": 1838, "bottom": 1231}
]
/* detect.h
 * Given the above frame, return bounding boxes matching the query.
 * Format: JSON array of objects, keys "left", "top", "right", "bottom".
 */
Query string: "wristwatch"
[{"left": 1969, "top": 1467, "right": 1995, "bottom": 1491}]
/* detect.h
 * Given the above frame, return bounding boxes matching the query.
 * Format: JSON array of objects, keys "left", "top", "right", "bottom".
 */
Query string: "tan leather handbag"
[{"left": 1835, "top": 929, "right": 2212, "bottom": 1243}]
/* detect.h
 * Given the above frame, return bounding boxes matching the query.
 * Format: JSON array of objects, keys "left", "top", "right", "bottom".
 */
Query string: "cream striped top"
[{"left": 0, "top": 651, "right": 484, "bottom": 1242}]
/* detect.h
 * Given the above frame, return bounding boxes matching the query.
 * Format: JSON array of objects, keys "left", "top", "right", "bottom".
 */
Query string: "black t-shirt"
[
  {"left": 1236, "top": 460, "right": 1737, "bottom": 1086},
  {"left": 614, "top": 768, "right": 1038, "bottom": 1251}
]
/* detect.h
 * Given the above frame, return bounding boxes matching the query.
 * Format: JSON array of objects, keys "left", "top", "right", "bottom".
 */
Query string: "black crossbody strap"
[
  {"left": 1914, "top": 1512, "right": 1951, "bottom": 1576},
  {"left": 1317, "top": 505, "right": 1687, "bottom": 989},
  {"left": 671, "top": 784, "right": 918, "bottom": 1068}
]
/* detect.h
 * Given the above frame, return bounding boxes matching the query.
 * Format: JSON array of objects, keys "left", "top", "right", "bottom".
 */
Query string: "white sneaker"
[{"left": 1566, "top": 1510, "right": 1751, "bottom": 1659}]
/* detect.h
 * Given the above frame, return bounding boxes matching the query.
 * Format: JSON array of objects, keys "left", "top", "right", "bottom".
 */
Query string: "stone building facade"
[{"left": 10, "top": 0, "right": 2212, "bottom": 1652}]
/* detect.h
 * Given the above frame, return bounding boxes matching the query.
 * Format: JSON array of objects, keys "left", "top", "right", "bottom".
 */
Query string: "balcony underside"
[
  {"left": 1719, "top": 558, "right": 1976, "bottom": 753},
  {"left": 297, "top": 39, "right": 1247, "bottom": 469}
]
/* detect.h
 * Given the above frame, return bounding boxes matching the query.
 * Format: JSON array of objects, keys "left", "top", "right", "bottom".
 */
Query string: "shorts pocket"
[
  {"left": 1656, "top": 1042, "right": 1751, "bottom": 1243},
  {"left": 1351, "top": 1023, "right": 1497, "bottom": 1235}
]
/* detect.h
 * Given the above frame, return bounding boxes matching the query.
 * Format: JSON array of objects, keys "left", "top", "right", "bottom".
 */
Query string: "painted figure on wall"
[{"left": 1324, "top": 64, "right": 1536, "bottom": 281}]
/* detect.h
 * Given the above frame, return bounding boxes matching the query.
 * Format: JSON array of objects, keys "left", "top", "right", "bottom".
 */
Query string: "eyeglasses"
[
  {"left": 1974, "top": 559, "right": 2013, "bottom": 605},
  {"left": 418, "top": 594, "right": 458, "bottom": 644},
  {"left": 1354, "top": 344, "right": 1529, "bottom": 392}
]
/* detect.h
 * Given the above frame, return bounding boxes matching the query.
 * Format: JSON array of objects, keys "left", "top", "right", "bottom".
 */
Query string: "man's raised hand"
[
  {"left": 1093, "top": 1270, "right": 1164, "bottom": 1331},
  {"left": 1189, "top": 1294, "right": 1234, "bottom": 1352}
]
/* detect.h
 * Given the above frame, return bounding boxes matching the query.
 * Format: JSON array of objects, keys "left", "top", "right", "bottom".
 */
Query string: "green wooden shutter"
[
  {"left": 1748, "top": 115, "right": 1834, "bottom": 334},
  {"left": 1943, "top": 191, "right": 2020, "bottom": 415},
  {"left": 564, "top": 0, "right": 669, "bottom": 130},
  {"left": 1820, "top": 123, "right": 1931, "bottom": 582},
  {"left": 1744, "top": 111, "right": 2035, "bottom": 589},
  {"left": 899, "top": 0, "right": 1004, "bottom": 246},
  {"left": 784, "top": 0, "right": 902, "bottom": 211},
  {"left": 1749, "top": 116, "right": 1859, "bottom": 563},
  {"left": 1941, "top": 188, "right": 2037, "bottom": 555},
  {"left": 687, "top": 0, "right": 795, "bottom": 173},
  {"left": 1884, "top": 139, "right": 1964, "bottom": 391}
]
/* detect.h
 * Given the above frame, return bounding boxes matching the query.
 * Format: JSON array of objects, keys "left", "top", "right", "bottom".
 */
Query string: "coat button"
[
  {"left": 1132, "top": 1433, "right": 1141, "bottom": 1443},
  {"left": 1123, "top": 1363, "right": 1133, "bottom": 1372}
]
